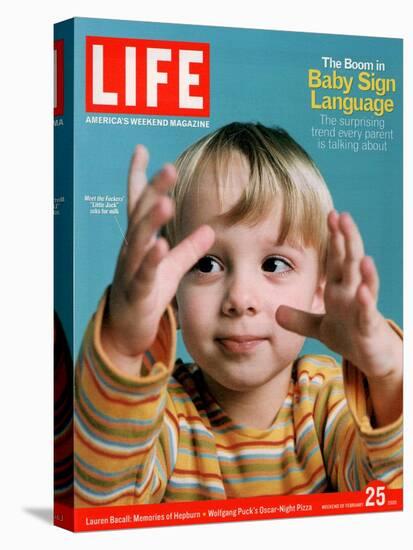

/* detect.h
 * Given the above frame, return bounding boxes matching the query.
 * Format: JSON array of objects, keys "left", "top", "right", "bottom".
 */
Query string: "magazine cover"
[{"left": 53, "top": 17, "right": 403, "bottom": 532}]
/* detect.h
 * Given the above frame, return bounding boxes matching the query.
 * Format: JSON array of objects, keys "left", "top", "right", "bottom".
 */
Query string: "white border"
[{"left": 0, "top": 1, "right": 410, "bottom": 548}]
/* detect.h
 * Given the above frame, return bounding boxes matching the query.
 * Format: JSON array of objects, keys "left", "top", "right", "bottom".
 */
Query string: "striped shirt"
[{"left": 74, "top": 293, "right": 402, "bottom": 507}]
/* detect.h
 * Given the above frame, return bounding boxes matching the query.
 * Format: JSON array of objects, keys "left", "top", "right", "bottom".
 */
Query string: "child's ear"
[
  {"left": 311, "top": 277, "right": 326, "bottom": 314},
  {"left": 172, "top": 296, "right": 180, "bottom": 329}
]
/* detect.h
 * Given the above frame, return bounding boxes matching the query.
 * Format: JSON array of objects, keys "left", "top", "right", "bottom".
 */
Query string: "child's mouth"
[{"left": 216, "top": 336, "right": 267, "bottom": 354}]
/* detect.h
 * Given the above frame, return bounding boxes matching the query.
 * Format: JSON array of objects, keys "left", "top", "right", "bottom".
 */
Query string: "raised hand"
[
  {"left": 276, "top": 211, "right": 402, "bottom": 382},
  {"left": 101, "top": 145, "right": 215, "bottom": 374}
]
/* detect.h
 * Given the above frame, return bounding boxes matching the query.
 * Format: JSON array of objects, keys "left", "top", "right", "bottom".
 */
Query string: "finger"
[
  {"left": 340, "top": 212, "right": 365, "bottom": 261},
  {"left": 326, "top": 210, "right": 345, "bottom": 283},
  {"left": 276, "top": 305, "right": 322, "bottom": 339},
  {"left": 131, "top": 238, "right": 170, "bottom": 298},
  {"left": 360, "top": 256, "right": 379, "bottom": 302},
  {"left": 125, "top": 196, "right": 174, "bottom": 279},
  {"left": 339, "top": 213, "right": 365, "bottom": 286},
  {"left": 128, "top": 144, "right": 149, "bottom": 218},
  {"left": 151, "top": 163, "right": 177, "bottom": 194},
  {"left": 163, "top": 225, "right": 215, "bottom": 283},
  {"left": 356, "top": 283, "right": 379, "bottom": 335},
  {"left": 129, "top": 163, "right": 177, "bottom": 227}
]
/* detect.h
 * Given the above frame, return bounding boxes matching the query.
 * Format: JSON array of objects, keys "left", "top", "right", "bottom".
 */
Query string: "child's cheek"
[
  {"left": 176, "top": 283, "right": 214, "bottom": 331},
  {"left": 272, "top": 285, "right": 317, "bottom": 313},
  {"left": 176, "top": 284, "right": 218, "bottom": 363}
]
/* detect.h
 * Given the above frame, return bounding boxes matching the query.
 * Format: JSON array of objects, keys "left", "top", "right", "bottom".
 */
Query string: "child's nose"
[{"left": 221, "top": 275, "right": 260, "bottom": 317}]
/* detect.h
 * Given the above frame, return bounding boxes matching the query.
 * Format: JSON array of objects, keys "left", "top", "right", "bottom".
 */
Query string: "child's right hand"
[{"left": 101, "top": 145, "right": 215, "bottom": 375}]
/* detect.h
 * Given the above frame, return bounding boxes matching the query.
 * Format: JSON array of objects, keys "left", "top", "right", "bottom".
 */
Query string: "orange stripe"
[
  {"left": 386, "top": 470, "right": 403, "bottom": 486},
  {"left": 83, "top": 354, "right": 160, "bottom": 407},
  {"left": 216, "top": 436, "right": 294, "bottom": 450},
  {"left": 285, "top": 464, "right": 326, "bottom": 494},
  {"left": 163, "top": 484, "right": 223, "bottom": 499},
  {"left": 368, "top": 435, "right": 403, "bottom": 454},
  {"left": 172, "top": 468, "right": 222, "bottom": 481},
  {"left": 177, "top": 413, "right": 205, "bottom": 424},
  {"left": 75, "top": 488, "right": 136, "bottom": 507},
  {"left": 342, "top": 428, "right": 356, "bottom": 491},
  {"left": 165, "top": 407, "right": 180, "bottom": 433},
  {"left": 75, "top": 460, "right": 157, "bottom": 506},
  {"left": 75, "top": 424, "right": 156, "bottom": 460},
  {"left": 295, "top": 412, "right": 314, "bottom": 432}
]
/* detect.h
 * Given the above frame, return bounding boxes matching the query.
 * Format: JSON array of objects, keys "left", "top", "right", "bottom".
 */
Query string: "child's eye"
[
  {"left": 262, "top": 257, "right": 292, "bottom": 273},
  {"left": 193, "top": 256, "right": 223, "bottom": 274}
]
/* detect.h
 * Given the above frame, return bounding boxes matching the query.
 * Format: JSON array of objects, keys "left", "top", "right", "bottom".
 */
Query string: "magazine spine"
[{"left": 53, "top": 18, "right": 75, "bottom": 533}]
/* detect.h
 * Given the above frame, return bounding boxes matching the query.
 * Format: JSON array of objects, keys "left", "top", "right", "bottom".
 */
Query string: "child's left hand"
[{"left": 277, "top": 211, "right": 402, "bottom": 384}]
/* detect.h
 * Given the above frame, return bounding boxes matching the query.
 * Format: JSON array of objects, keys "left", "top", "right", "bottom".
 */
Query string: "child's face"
[{"left": 175, "top": 156, "right": 324, "bottom": 392}]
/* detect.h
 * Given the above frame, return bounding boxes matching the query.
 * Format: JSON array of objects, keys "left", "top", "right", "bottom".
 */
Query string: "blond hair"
[{"left": 164, "top": 122, "right": 333, "bottom": 271}]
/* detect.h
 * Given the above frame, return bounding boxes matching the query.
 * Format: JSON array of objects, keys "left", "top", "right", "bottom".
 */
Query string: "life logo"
[
  {"left": 54, "top": 40, "right": 64, "bottom": 116},
  {"left": 85, "top": 36, "right": 210, "bottom": 116}
]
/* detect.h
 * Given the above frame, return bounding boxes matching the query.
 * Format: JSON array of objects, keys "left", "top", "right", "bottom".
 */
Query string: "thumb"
[{"left": 276, "top": 305, "right": 323, "bottom": 339}]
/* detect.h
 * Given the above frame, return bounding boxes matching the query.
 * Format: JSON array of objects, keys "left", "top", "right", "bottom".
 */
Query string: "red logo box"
[
  {"left": 85, "top": 36, "right": 210, "bottom": 116},
  {"left": 54, "top": 40, "right": 64, "bottom": 116}
]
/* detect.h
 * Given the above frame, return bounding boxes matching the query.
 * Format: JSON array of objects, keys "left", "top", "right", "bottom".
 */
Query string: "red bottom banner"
[{"left": 54, "top": 481, "right": 402, "bottom": 532}]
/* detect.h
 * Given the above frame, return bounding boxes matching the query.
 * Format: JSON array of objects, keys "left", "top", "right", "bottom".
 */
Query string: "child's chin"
[{"left": 216, "top": 368, "right": 282, "bottom": 392}]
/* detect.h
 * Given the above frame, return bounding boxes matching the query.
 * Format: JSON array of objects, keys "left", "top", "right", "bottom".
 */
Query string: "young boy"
[{"left": 74, "top": 122, "right": 402, "bottom": 506}]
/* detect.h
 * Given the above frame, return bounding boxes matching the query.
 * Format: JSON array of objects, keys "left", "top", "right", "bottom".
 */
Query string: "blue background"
[{"left": 55, "top": 17, "right": 403, "bottom": 361}]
